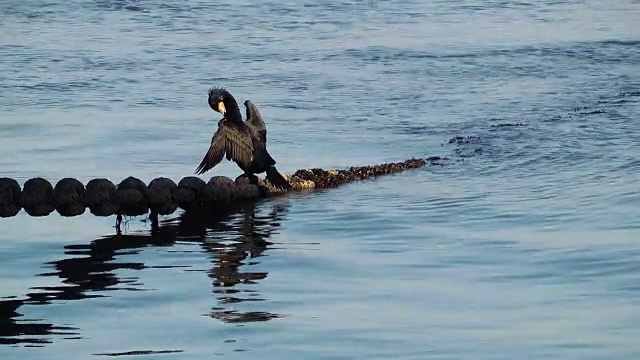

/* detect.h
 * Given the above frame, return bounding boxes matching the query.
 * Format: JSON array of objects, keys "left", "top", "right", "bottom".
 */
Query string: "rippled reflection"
[
  {"left": 201, "top": 202, "right": 288, "bottom": 323},
  {"left": 0, "top": 199, "right": 290, "bottom": 346}
]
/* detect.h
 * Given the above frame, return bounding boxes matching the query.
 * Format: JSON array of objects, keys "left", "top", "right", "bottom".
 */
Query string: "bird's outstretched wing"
[
  {"left": 195, "top": 121, "right": 254, "bottom": 175},
  {"left": 244, "top": 100, "right": 267, "bottom": 144}
]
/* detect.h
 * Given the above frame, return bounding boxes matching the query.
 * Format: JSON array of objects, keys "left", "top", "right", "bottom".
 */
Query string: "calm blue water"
[{"left": 1, "top": 0, "right": 639, "bottom": 358}]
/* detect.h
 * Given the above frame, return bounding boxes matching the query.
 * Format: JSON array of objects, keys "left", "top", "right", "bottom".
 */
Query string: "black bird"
[{"left": 195, "top": 88, "right": 291, "bottom": 190}]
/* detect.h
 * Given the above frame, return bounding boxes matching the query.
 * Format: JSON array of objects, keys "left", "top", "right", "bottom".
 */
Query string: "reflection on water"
[
  {"left": 202, "top": 202, "right": 287, "bottom": 323},
  {"left": 0, "top": 199, "right": 289, "bottom": 346},
  {"left": 0, "top": 299, "right": 78, "bottom": 346}
]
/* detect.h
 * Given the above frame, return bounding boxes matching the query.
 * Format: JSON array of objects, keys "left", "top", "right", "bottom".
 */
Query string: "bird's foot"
[
  {"left": 247, "top": 174, "right": 260, "bottom": 186},
  {"left": 115, "top": 212, "right": 123, "bottom": 234},
  {"left": 235, "top": 173, "right": 260, "bottom": 186},
  {"left": 149, "top": 210, "right": 159, "bottom": 234}
]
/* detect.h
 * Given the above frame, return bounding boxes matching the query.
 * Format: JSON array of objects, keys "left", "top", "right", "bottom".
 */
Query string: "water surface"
[{"left": 1, "top": 0, "right": 639, "bottom": 358}]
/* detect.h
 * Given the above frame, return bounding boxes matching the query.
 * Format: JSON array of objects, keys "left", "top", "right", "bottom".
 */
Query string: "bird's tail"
[{"left": 266, "top": 166, "right": 292, "bottom": 190}]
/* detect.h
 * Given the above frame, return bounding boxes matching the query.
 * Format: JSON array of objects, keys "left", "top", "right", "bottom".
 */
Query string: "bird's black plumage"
[
  {"left": 244, "top": 100, "right": 267, "bottom": 145},
  {"left": 196, "top": 88, "right": 291, "bottom": 190}
]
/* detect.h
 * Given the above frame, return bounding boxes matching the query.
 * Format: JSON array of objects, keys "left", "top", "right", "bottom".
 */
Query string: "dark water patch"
[
  {"left": 0, "top": 296, "right": 79, "bottom": 345},
  {"left": 450, "top": 1, "right": 538, "bottom": 12},
  {"left": 600, "top": 98, "right": 639, "bottom": 106},
  {"left": 18, "top": 80, "right": 113, "bottom": 93},
  {"left": 77, "top": 56, "right": 145, "bottom": 72},
  {"left": 208, "top": 309, "right": 282, "bottom": 323},
  {"left": 173, "top": 44, "right": 237, "bottom": 60},
  {"left": 156, "top": 3, "right": 196, "bottom": 13},
  {"left": 1, "top": 2, "right": 67, "bottom": 20},
  {"left": 616, "top": 159, "right": 640, "bottom": 174},
  {"left": 491, "top": 122, "right": 527, "bottom": 127},
  {"left": 0, "top": 319, "right": 77, "bottom": 346},
  {"left": 572, "top": 106, "right": 606, "bottom": 115},
  {"left": 93, "top": 0, "right": 148, "bottom": 12},
  {"left": 445, "top": 135, "right": 486, "bottom": 159},
  {"left": 389, "top": 122, "right": 437, "bottom": 136},
  {"left": 447, "top": 135, "right": 482, "bottom": 145},
  {"left": 0, "top": 44, "right": 28, "bottom": 53},
  {"left": 94, "top": 349, "right": 184, "bottom": 356},
  {"left": 330, "top": 39, "right": 640, "bottom": 65}
]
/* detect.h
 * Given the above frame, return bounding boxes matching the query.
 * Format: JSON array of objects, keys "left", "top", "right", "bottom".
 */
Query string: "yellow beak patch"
[{"left": 217, "top": 101, "right": 226, "bottom": 115}]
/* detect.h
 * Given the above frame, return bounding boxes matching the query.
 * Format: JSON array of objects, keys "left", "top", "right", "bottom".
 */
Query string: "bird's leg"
[
  {"left": 245, "top": 172, "right": 259, "bottom": 186},
  {"left": 149, "top": 209, "right": 159, "bottom": 233},
  {"left": 115, "top": 211, "right": 123, "bottom": 234}
]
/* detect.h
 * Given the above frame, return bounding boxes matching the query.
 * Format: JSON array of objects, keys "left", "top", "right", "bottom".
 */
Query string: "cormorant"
[{"left": 195, "top": 88, "right": 291, "bottom": 190}]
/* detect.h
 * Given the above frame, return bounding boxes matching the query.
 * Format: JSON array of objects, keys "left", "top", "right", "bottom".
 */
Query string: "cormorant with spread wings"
[{"left": 195, "top": 88, "right": 291, "bottom": 190}]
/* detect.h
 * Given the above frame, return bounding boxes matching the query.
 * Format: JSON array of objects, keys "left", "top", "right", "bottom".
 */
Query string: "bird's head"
[{"left": 207, "top": 87, "right": 237, "bottom": 117}]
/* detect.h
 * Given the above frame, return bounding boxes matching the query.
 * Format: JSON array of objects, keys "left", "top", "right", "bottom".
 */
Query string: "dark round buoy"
[
  {"left": 54, "top": 178, "right": 86, "bottom": 217},
  {"left": 54, "top": 178, "right": 85, "bottom": 205},
  {"left": 176, "top": 176, "right": 212, "bottom": 209},
  {"left": 20, "top": 178, "right": 55, "bottom": 217},
  {"left": 208, "top": 176, "right": 235, "bottom": 188},
  {"left": 114, "top": 177, "right": 149, "bottom": 216},
  {"left": 235, "top": 174, "right": 270, "bottom": 197},
  {"left": 235, "top": 184, "right": 261, "bottom": 200},
  {"left": 56, "top": 204, "right": 86, "bottom": 217},
  {"left": 117, "top": 176, "right": 148, "bottom": 194},
  {"left": 209, "top": 185, "right": 232, "bottom": 203},
  {"left": 178, "top": 176, "right": 207, "bottom": 190},
  {"left": 0, "top": 204, "right": 21, "bottom": 218},
  {"left": 0, "top": 178, "right": 22, "bottom": 217},
  {"left": 148, "top": 177, "right": 177, "bottom": 192},
  {"left": 85, "top": 178, "right": 115, "bottom": 206},
  {"left": 89, "top": 203, "right": 119, "bottom": 217},
  {"left": 148, "top": 177, "right": 177, "bottom": 215},
  {"left": 113, "top": 189, "right": 148, "bottom": 216},
  {"left": 0, "top": 177, "right": 21, "bottom": 206}
]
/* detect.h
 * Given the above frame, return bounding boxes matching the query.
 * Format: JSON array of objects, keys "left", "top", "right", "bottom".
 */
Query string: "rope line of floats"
[{"left": 0, "top": 158, "right": 440, "bottom": 219}]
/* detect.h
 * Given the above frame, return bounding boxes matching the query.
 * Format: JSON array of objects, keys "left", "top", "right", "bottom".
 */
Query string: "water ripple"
[{"left": 1, "top": 0, "right": 639, "bottom": 358}]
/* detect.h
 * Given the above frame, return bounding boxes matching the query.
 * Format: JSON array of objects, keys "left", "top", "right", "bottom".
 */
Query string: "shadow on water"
[{"left": 0, "top": 199, "right": 290, "bottom": 347}]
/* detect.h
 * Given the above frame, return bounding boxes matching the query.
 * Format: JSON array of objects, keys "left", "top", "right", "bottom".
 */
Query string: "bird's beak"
[{"left": 217, "top": 101, "right": 226, "bottom": 115}]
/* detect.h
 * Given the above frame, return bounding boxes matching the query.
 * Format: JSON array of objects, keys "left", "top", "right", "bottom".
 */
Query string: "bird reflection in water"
[
  {"left": 0, "top": 199, "right": 289, "bottom": 346},
  {"left": 202, "top": 202, "right": 286, "bottom": 323}
]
